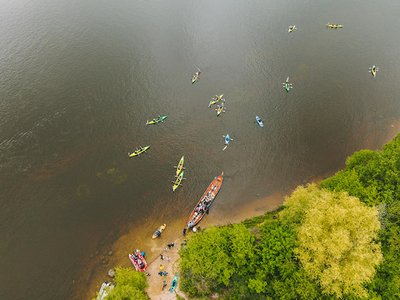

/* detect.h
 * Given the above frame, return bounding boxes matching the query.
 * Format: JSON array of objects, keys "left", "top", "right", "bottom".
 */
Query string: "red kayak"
[
  {"left": 187, "top": 172, "right": 224, "bottom": 229},
  {"left": 128, "top": 249, "right": 148, "bottom": 272}
]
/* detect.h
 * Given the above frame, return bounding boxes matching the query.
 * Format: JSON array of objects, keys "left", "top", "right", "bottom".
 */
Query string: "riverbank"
[
  {"left": 82, "top": 119, "right": 400, "bottom": 300},
  {"left": 83, "top": 190, "right": 284, "bottom": 300}
]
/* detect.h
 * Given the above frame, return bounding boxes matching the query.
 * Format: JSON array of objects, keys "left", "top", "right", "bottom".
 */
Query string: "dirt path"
[{"left": 145, "top": 236, "right": 188, "bottom": 300}]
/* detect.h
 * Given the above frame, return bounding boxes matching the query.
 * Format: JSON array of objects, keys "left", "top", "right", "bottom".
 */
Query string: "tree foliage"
[
  {"left": 284, "top": 185, "right": 382, "bottom": 298},
  {"left": 321, "top": 135, "right": 400, "bottom": 206},
  {"left": 248, "top": 220, "right": 321, "bottom": 299},
  {"left": 367, "top": 201, "right": 400, "bottom": 298},
  {"left": 179, "top": 135, "right": 400, "bottom": 299},
  {"left": 180, "top": 224, "right": 255, "bottom": 297},
  {"left": 105, "top": 267, "right": 148, "bottom": 300}
]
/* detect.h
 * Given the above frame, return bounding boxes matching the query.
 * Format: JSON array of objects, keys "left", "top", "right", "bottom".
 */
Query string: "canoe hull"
[{"left": 187, "top": 172, "right": 224, "bottom": 228}]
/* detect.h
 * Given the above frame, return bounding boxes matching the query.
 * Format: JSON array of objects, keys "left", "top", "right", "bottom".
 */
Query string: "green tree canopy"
[
  {"left": 321, "top": 135, "right": 400, "bottom": 206},
  {"left": 283, "top": 184, "right": 383, "bottom": 298},
  {"left": 179, "top": 224, "right": 255, "bottom": 297},
  {"left": 105, "top": 267, "right": 148, "bottom": 300}
]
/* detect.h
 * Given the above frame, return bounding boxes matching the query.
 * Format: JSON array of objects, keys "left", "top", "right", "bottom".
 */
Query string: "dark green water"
[{"left": 1, "top": 0, "right": 400, "bottom": 299}]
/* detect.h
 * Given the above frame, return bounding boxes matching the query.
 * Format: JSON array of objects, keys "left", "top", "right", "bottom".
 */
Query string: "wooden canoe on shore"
[{"left": 187, "top": 172, "right": 224, "bottom": 229}]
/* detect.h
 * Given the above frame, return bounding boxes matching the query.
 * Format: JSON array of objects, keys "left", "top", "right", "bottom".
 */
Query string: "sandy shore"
[
  {"left": 82, "top": 119, "right": 400, "bottom": 300},
  {"left": 143, "top": 191, "right": 284, "bottom": 300},
  {"left": 82, "top": 190, "right": 284, "bottom": 300}
]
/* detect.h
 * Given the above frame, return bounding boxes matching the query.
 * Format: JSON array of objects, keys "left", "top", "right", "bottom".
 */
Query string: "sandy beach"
[
  {"left": 82, "top": 190, "right": 284, "bottom": 300},
  {"left": 80, "top": 118, "right": 400, "bottom": 300}
]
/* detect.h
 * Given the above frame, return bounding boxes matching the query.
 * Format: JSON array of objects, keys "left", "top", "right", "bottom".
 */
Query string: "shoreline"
[
  {"left": 81, "top": 120, "right": 400, "bottom": 300},
  {"left": 82, "top": 190, "right": 286, "bottom": 300}
]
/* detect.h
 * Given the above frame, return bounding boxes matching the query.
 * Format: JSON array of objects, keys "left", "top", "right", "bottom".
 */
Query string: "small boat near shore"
[
  {"left": 152, "top": 224, "right": 166, "bottom": 239},
  {"left": 128, "top": 250, "right": 148, "bottom": 272},
  {"left": 96, "top": 282, "right": 114, "bottom": 300},
  {"left": 169, "top": 273, "right": 179, "bottom": 293},
  {"left": 187, "top": 172, "right": 224, "bottom": 229}
]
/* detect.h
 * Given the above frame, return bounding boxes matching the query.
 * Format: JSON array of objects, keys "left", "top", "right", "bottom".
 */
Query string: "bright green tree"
[
  {"left": 283, "top": 185, "right": 383, "bottom": 298},
  {"left": 105, "top": 267, "right": 148, "bottom": 300},
  {"left": 321, "top": 135, "right": 400, "bottom": 206},
  {"left": 248, "top": 220, "right": 321, "bottom": 299},
  {"left": 179, "top": 224, "right": 255, "bottom": 297}
]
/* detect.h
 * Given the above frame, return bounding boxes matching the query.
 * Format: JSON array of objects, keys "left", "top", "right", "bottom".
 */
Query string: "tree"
[
  {"left": 368, "top": 201, "right": 400, "bottom": 298},
  {"left": 321, "top": 135, "right": 400, "bottom": 206},
  {"left": 248, "top": 220, "right": 321, "bottom": 299},
  {"left": 179, "top": 225, "right": 255, "bottom": 297},
  {"left": 283, "top": 185, "right": 383, "bottom": 298},
  {"left": 105, "top": 267, "right": 148, "bottom": 300}
]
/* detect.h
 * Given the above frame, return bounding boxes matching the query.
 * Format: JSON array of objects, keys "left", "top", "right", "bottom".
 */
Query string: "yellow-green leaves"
[{"left": 283, "top": 185, "right": 383, "bottom": 298}]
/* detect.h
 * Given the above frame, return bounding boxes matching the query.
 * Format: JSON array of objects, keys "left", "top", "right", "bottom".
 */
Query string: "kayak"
[
  {"left": 216, "top": 104, "right": 225, "bottom": 116},
  {"left": 222, "top": 134, "right": 232, "bottom": 151},
  {"left": 128, "top": 145, "right": 150, "bottom": 157},
  {"left": 172, "top": 171, "right": 184, "bottom": 192},
  {"left": 282, "top": 77, "right": 293, "bottom": 92},
  {"left": 96, "top": 282, "right": 114, "bottom": 300},
  {"left": 256, "top": 116, "right": 264, "bottom": 128},
  {"left": 169, "top": 273, "right": 179, "bottom": 293},
  {"left": 208, "top": 94, "right": 225, "bottom": 107},
  {"left": 224, "top": 134, "right": 232, "bottom": 145},
  {"left": 146, "top": 115, "right": 167, "bottom": 125},
  {"left": 187, "top": 172, "right": 224, "bottom": 229},
  {"left": 326, "top": 23, "right": 343, "bottom": 29},
  {"left": 215, "top": 94, "right": 224, "bottom": 101},
  {"left": 152, "top": 224, "right": 167, "bottom": 239},
  {"left": 128, "top": 250, "right": 148, "bottom": 272},
  {"left": 191, "top": 71, "right": 201, "bottom": 84},
  {"left": 369, "top": 65, "right": 379, "bottom": 77},
  {"left": 174, "top": 156, "right": 185, "bottom": 177}
]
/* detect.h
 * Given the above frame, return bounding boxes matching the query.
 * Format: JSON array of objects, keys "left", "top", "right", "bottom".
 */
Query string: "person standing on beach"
[
  {"left": 183, "top": 228, "right": 187, "bottom": 236},
  {"left": 162, "top": 280, "right": 167, "bottom": 291}
]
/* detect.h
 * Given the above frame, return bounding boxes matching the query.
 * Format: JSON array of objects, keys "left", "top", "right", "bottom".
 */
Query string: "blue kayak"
[
  {"left": 256, "top": 116, "right": 264, "bottom": 127},
  {"left": 169, "top": 274, "right": 178, "bottom": 293},
  {"left": 224, "top": 134, "right": 231, "bottom": 145}
]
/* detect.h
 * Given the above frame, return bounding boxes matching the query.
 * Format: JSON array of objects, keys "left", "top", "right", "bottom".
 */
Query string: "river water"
[{"left": 1, "top": 0, "right": 400, "bottom": 299}]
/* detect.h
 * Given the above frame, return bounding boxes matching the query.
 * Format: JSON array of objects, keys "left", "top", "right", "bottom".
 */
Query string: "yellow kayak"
[
  {"left": 172, "top": 171, "right": 184, "bottom": 192},
  {"left": 174, "top": 156, "right": 185, "bottom": 177},
  {"left": 128, "top": 145, "right": 150, "bottom": 158},
  {"left": 152, "top": 224, "right": 167, "bottom": 239}
]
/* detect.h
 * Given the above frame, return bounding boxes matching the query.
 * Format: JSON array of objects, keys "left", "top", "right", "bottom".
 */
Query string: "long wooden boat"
[{"left": 187, "top": 172, "right": 224, "bottom": 229}]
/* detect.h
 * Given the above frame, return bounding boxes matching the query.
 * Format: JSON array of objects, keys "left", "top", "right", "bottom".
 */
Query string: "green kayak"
[{"left": 146, "top": 115, "right": 168, "bottom": 125}]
